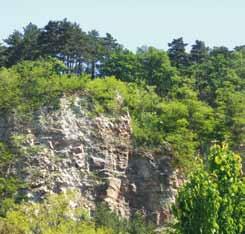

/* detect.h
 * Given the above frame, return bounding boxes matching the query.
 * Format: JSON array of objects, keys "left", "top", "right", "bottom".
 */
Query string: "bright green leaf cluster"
[{"left": 174, "top": 144, "right": 244, "bottom": 234}]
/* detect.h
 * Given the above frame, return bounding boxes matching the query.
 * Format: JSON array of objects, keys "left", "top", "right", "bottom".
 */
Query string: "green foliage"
[
  {"left": 0, "top": 59, "right": 88, "bottom": 114},
  {"left": 94, "top": 204, "right": 128, "bottom": 234},
  {"left": 0, "top": 55, "right": 243, "bottom": 171},
  {"left": 136, "top": 47, "right": 179, "bottom": 96},
  {"left": 174, "top": 166, "right": 221, "bottom": 234},
  {"left": 2, "top": 19, "right": 121, "bottom": 75},
  {"left": 174, "top": 144, "right": 244, "bottom": 234},
  {"left": 128, "top": 212, "right": 155, "bottom": 234},
  {"left": 208, "top": 144, "right": 244, "bottom": 234},
  {"left": 101, "top": 46, "right": 179, "bottom": 97},
  {"left": 0, "top": 44, "right": 7, "bottom": 67},
  {"left": 168, "top": 37, "right": 190, "bottom": 69},
  {"left": 83, "top": 77, "right": 201, "bottom": 169},
  {"left": 0, "top": 143, "right": 26, "bottom": 217},
  {"left": 215, "top": 88, "right": 245, "bottom": 147},
  {"left": 190, "top": 40, "right": 209, "bottom": 64},
  {"left": 94, "top": 204, "right": 155, "bottom": 234},
  {"left": 0, "top": 194, "right": 155, "bottom": 234},
  {"left": 0, "top": 20, "right": 244, "bottom": 233},
  {"left": 84, "top": 76, "right": 129, "bottom": 115},
  {"left": 0, "top": 192, "right": 112, "bottom": 234},
  {"left": 100, "top": 49, "right": 138, "bottom": 82}
]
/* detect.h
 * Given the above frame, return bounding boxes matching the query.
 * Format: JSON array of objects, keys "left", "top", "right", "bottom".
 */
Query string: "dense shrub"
[{"left": 174, "top": 144, "right": 244, "bottom": 234}]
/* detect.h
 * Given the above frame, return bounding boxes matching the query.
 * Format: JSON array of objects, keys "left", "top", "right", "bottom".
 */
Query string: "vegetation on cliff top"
[{"left": 0, "top": 20, "right": 244, "bottom": 163}]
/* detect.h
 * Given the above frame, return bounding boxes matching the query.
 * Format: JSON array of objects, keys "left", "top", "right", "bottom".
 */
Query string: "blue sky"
[{"left": 1, "top": 0, "right": 244, "bottom": 51}]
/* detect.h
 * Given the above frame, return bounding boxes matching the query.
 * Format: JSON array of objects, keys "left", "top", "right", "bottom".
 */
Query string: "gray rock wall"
[{"left": 0, "top": 94, "right": 183, "bottom": 225}]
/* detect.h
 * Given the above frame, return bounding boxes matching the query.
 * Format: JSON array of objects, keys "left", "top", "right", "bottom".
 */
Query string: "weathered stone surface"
[{"left": 0, "top": 94, "right": 183, "bottom": 225}]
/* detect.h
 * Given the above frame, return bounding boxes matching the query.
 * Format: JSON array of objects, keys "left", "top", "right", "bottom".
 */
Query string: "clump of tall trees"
[
  {"left": 0, "top": 19, "right": 244, "bottom": 168},
  {"left": 0, "top": 19, "right": 121, "bottom": 77}
]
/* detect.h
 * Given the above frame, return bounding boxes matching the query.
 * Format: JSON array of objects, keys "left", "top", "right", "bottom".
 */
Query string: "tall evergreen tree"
[
  {"left": 190, "top": 40, "right": 209, "bottom": 64},
  {"left": 21, "top": 23, "right": 40, "bottom": 60},
  {"left": 38, "top": 19, "right": 88, "bottom": 73},
  {"left": 4, "top": 30, "right": 24, "bottom": 66},
  {"left": 3, "top": 23, "right": 40, "bottom": 66},
  {"left": 168, "top": 37, "right": 189, "bottom": 68},
  {"left": 86, "top": 30, "right": 104, "bottom": 78}
]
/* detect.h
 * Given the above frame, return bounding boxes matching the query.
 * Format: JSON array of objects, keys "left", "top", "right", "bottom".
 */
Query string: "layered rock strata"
[{"left": 0, "top": 95, "right": 182, "bottom": 225}]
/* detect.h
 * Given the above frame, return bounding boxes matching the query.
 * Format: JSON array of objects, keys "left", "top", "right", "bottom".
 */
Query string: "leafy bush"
[
  {"left": 174, "top": 144, "right": 244, "bottom": 234},
  {"left": 0, "top": 194, "right": 155, "bottom": 234},
  {"left": 0, "top": 143, "right": 26, "bottom": 217},
  {"left": 0, "top": 192, "right": 113, "bottom": 234},
  {"left": 94, "top": 204, "right": 155, "bottom": 234},
  {"left": 0, "top": 59, "right": 88, "bottom": 114}
]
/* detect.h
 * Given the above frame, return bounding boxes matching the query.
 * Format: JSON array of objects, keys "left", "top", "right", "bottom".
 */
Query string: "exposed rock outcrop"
[{"left": 0, "top": 94, "right": 183, "bottom": 225}]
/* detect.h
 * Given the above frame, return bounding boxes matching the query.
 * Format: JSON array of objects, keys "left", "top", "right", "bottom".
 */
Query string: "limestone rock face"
[{"left": 0, "top": 95, "right": 182, "bottom": 225}]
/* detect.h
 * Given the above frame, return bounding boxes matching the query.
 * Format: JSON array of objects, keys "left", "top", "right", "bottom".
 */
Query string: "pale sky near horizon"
[{"left": 0, "top": 0, "right": 244, "bottom": 51}]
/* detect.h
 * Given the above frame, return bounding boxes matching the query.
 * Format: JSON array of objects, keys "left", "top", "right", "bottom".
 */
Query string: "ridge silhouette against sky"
[{"left": 1, "top": 0, "right": 244, "bottom": 51}]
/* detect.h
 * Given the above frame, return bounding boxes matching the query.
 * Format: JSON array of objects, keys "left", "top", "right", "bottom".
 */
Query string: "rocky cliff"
[{"left": 0, "top": 94, "right": 183, "bottom": 225}]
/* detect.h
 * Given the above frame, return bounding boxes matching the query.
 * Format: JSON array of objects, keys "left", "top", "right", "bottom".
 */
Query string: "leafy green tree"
[
  {"left": 136, "top": 46, "right": 179, "bottom": 96},
  {"left": 193, "top": 54, "right": 237, "bottom": 106},
  {"left": 230, "top": 50, "right": 245, "bottom": 86},
  {"left": 174, "top": 167, "right": 221, "bottom": 234},
  {"left": 101, "top": 46, "right": 179, "bottom": 96},
  {"left": 210, "top": 46, "right": 231, "bottom": 59},
  {"left": 156, "top": 101, "right": 197, "bottom": 168},
  {"left": 214, "top": 87, "right": 245, "bottom": 157},
  {"left": 174, "top": 144, "right": 244, "bottom": 234},
  {"left": 0, "top": 67, "right": 22, "bottom": 111},
  {"left": 100, "top": 49, "right": 138, "bottom": 82},
  {"left": 208, "top": 145, "right": 244, "bottom": 234},
  {"left": 0, "top": 59, "right": 86, "bottom": 114}
]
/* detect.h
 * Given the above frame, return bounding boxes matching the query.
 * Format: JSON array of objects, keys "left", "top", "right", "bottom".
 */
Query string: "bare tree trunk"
[{"left": 91, "top": 60, "right": 95, "bottom": 79}]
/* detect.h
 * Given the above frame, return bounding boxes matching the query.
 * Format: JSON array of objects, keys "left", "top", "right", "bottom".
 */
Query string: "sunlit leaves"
[{"left": 174, "top": 145, "right": 244, "bottom": 234}]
